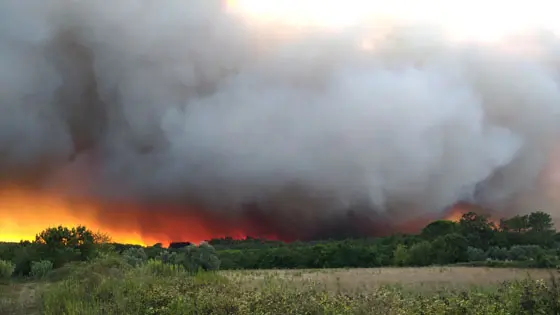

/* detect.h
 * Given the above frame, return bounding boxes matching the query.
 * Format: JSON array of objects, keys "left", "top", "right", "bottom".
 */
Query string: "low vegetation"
[
  {"left": 3, "top": 258, "right": 560, "bottom": 314},
  {"left": 0, "top": 210, "right": 559, "bottom": 314}
]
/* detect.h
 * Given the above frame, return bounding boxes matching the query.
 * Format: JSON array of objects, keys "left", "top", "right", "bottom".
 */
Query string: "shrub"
[
  {"left": 467, "top": 247, "right": 486, "bottom": 262},
  {"left": 12, "top": 244, "right": 41, "bottom": 276},
  {"left": 38, "top": 267, "right": 560, "bottom": 315},
  {"left": 179, "top": 243, "right": 221, "bottom": 272},
  {"left": 144, "top": 259, "right": 184, "bottom": 277},
  {"left": 122, "top": 247, "right": 147, "bottom": 267},
  {"left": 30, "top": 260, "right": 54, "bottom": 279},
  {"left": 406, "top": 241, "right": 433, "bottom": 266},
  {"left": 486, "top": 246, "right": 509, "bottom": 260},
  {"left": 0, "top": 260, "right": 15, "bottom": 281},
  {"left": 508, "top": 245, "right": 544, "bottom": 261},
  {"left": 157, "top": 249, "right": 179, "bottom": 265},
  {"left": 393, "top": 244, "right": 408, "bottom": 266}
]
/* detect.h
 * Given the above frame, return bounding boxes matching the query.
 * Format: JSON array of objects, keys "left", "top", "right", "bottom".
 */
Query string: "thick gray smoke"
[{"left": 2, "top": 0, "right": 560, "bottom": 232}]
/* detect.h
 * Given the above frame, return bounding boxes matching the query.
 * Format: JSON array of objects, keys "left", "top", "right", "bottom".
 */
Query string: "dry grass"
[
  {"left": 2, "top": 261, "right": 560, "bottom": 314},
  {"left": 0, "top": 282, "right": 45, "bottom": 315},
  {"left": 222, "top": 267, "right": 556, "bottom": 292}
]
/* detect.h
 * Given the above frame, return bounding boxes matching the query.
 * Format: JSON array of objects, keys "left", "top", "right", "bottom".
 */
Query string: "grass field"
[
  {"left": 1, "top": 258, "right": 559, "bottom": 314},
  {"left": 223, "top": 266, "right": 556, "bottom": 292}
]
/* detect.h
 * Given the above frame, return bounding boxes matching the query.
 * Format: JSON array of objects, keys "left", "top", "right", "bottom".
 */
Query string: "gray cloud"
[{"left": 1, "top": 0, "right": 560, "bottom": 233}]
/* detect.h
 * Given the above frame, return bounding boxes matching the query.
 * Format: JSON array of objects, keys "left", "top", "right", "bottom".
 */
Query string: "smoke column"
[{"left": 1, "top": 0, "right": 560, "bottom": 242}]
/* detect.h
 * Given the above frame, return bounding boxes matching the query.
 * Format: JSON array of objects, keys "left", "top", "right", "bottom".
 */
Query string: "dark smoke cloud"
[{"left": 2, "top": 0, "right": 560, "bottom": 238}]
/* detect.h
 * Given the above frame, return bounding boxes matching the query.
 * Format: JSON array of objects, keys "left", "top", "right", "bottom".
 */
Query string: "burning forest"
[{"left": 1, "top": 0, "right": 560, "bottom": 245}]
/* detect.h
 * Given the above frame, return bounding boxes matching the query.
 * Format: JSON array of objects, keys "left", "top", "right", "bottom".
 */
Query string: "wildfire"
[
  {"left": 443, "top": 202, "right": 502, "bottom": 226},
  {"left": 0, "top": 188, "right": 252, "bottom": 246}
]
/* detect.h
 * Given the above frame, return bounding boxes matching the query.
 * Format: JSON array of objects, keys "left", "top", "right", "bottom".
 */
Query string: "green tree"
[
  {"left": 393, "top": 244, "right": 408, "bottom": 266},
  {"left": 502, "top": 215, "right": 529, "bottom": 233},
  {"left": 458, "top": 212, "right": 496, "bottom": 250},
  {"left": 527, "top": 211, "right": 554, "bottom": 232},
  {"left": 178, "top": 242, "right": 221, "bottom": 272},
  {"left": 34, "top": 226, "right": 97, "bottom": 267},
  {"left": 406, "top": 241, "right": 433, "bottom": 266},
  {"left": 122, "top": 247, "right": 148, "bottom": 267},
  {"left": 431, "top": 233, "right": 468, "bottom": 264},
  {"left": 421, "top": 220, "right": 458, "bottom": 240}
]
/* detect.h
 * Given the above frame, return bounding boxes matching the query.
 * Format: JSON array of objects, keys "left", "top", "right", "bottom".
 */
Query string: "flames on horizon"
[{"left": 0, "top": 189, "right": 501, "bottom": 246}]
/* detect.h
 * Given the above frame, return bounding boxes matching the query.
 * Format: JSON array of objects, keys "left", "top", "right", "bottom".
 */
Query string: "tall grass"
[
  {"left": 3, "top": 256, "right": 560, "bottom": 314},
  {"left": 36, "top": 258, "right": 560, "bottom": 314}
]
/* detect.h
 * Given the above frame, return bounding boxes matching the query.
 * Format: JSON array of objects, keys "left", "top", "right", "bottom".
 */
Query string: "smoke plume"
[{"left": 2, "top": 0, "right": 560, "bottom": 241}]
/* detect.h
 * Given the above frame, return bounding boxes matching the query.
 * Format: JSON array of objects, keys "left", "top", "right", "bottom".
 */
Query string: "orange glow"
[
  {"left": 444, "top": 209, "right": 464, "bottom": 223},
  {"left": 444, "top": 202, "right": 501, "bottom": 226},
  {"left": 0, "top": 189, "right": 151, "bottom": 245},
  {"left": 0, "top": 188, "right": 254, "bottom": 246}
]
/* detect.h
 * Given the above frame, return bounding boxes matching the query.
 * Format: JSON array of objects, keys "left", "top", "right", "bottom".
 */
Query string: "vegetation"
[
  {"left": 4, "top": 258, "right": 560, "bottom": 314},
  {"left": 0, "top": 210, "right": 560, "bottom": 313},
  {"left": 0, "top": 260, "right": 14, "bottom": 282},
  {"left": 29, "top": 261, "right": 53, "bottom": 280}
]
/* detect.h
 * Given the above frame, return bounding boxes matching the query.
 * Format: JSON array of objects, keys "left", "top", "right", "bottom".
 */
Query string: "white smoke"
[{"left": 1, "top": 0, "right": 560, "bottom": 224}]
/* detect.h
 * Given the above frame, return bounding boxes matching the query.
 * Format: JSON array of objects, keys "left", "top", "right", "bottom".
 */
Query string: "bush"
[
  {"left": 144, "top": 259, "right": 184, "bottom": 277},
  {"left": 121, "top": 247, "right": 147, "bottom": 267},
  {"left": 0, "top": 260, "right": 15, "bottom": 281},
  {"left": 508, "top": 245, "right": 544, "bottom": 261},
  {"left": 12, "top": 244, "right": 41, "bottom": 276},
  {"left": 38, "top": 267, "right": 560, "bottom": 315},
  {"left": 467, "top": 247, "right": 486, "bottom": 262},
  {"left": 157, "top": 249, "right": 179, "bottom": 265},
  {"left": 30, "top": 260, "right": 54, "bottom": 279},
  {"left": 406, "top": 241, "right": 433, "bottom": 266},
  {"left": 393, "top": 244, "right": 408, "bottom": 266},
  {"left": 486, "top": 246, "right": 509, "bottom": 260},
  {"left": 177, "top": 243, "right": 221, "bottom": 273}
]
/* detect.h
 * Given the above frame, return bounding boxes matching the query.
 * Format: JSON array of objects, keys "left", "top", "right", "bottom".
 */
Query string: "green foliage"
[
  {"left": 0, "top": 260, "right": 15, "bottom": 280},
  {"left": 508, "top": 245, "right": 545, "bottom": 261},
  {"left": 177, "top": 242, "right": 221, "bottom": 272},
  {"left": 459, "top": 212, "right": 496, "bottom": 250},
  {"left": 486, "top": 246, "right": 509, "bottom": 260},
  {"left": 34, "top": 226, "right": 98, "bottom": 268},
  {"left": 144, "top": 259, "right": 184, "bottom": 277},
  {"left": 393, "top": 244, "right": 408, "bottom": 266},
  {"left": 528, "top": 211, "right": 554, "bottom": 232},
  {"left": 157, "top": 249, "right": 180, "bottom": 265},
  {"left": 12, "top": 243, "right": 41, "bottom": 276},
  {"left": 122, "top": 247, "right": 148, "bottom": 267},
  {"left": 467, "top": 246, "right": 487, "bottom": 262},
  {"left": 432, "top": 233, "right": 469, "bottom": 264},
  {"left": 406, "top": 241, "right": 434, "bottom": 266},
  {"left": 34, "top": 263, "right": 560, "bottom": 315},
  {"left": 144, "top": 243, "right": 165, "bottom": 259},
  {"left": 0, "top": 209, "right": 558, "bottom": 276},
  {"left": 30, "top": 260, "right": 54, "bottom": 279},
  {"left": 421, "top": 220, "right": 458, "bottom": 240}
]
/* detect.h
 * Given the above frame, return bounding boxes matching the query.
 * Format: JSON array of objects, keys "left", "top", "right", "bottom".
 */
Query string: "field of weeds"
[
  {"left": 223, "top": 267, "right": 556, "bottom": 292},
  {"left": 1, "top": 257, "right": 560, "bottom": 314}
]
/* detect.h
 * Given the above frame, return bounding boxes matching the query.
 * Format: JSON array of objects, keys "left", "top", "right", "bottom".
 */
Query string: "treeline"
[
  {"left": 215, "top": 211, "right": 560, "bottom": 269},
  {"left": 0, "top": 211, "right": 559, "bottom": 278}
]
